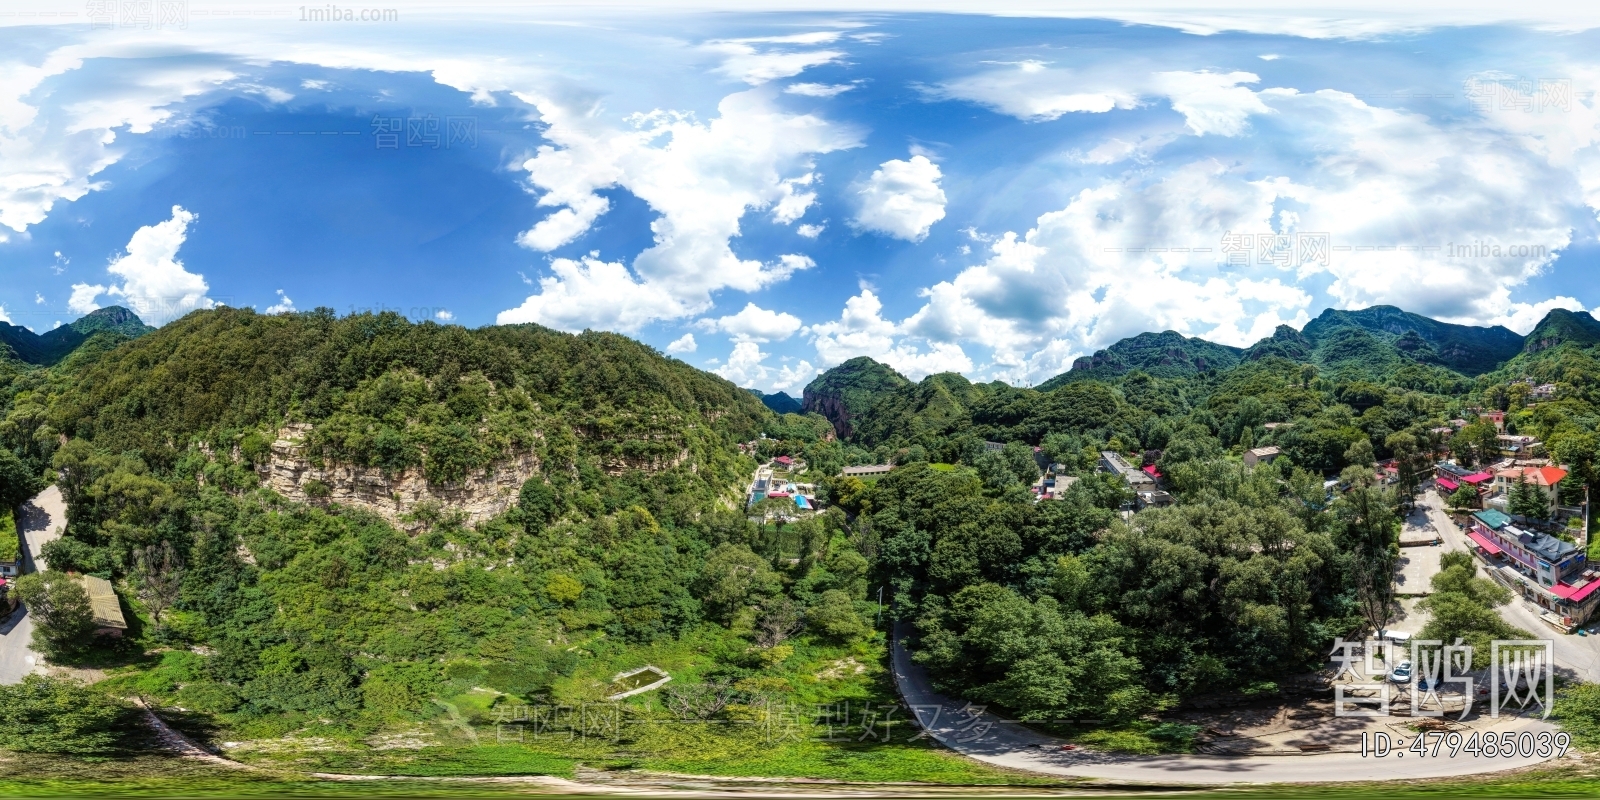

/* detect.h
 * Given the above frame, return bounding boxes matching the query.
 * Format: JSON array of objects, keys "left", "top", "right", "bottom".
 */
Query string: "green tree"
[
  {"left": 696, "top": 543, "right": 781, "bottom": 623},
  {"left": 0, "top": 675, "right": 126, "bottom": 754},
  {"left": 1509, "top": 476, "right": 1549, "bottom": 520},
  {"left": 0, "top": 447, "right": 40, "bottom": 511},
  {"left": 12, "top": 571, "right": 95, "bottom": 658},
  {"left": 1418, "top": 551, "right": 1530, "bottom": 668},
  {"left": 1448, "top": 485, "right": 1480, "bottom": 510},
  {"left": 806, "top": 589, "right": 871, "bottom": 643}
]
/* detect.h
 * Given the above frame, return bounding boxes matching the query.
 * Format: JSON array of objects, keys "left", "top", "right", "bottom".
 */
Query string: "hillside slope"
[
  {"left": 1041, "top": 330, "right": 1243, "bottom": 388},
  {"left": 802, "top": 356, "right": 911, "bottom": 438},
  {"left": 1300, "top": 305, "right": 1522, "bottom": 376}
]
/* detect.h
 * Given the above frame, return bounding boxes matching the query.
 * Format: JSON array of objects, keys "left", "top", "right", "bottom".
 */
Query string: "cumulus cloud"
[
  {"left": 1488, "top": 296, "right": 1587, "bottom": 335},
  {"left": 505, "top": 88, "right": 859, "bottom": 330},
  {"left": 0, "top": 306, "right": 9, "bottom": 324},
  {"left": 925, "top": 60, "right": 1138, "bottom": 121},
  {"left": 854, "top": 155, "right": 947, "bottom": 241},
  {"left": 667, "top": 333, "right": 697, "bottom": 354},
  {"left": 796, "top": 223, "right": 824, "bottom": 238},
  {"left": 706, "top": 302, "right": 802, "bottom": 342},
  {"left": 0, "top": 46, "right": 236, "bottom": 234},
  {"left": 714, "top": 340, "right": 771, "bottom": 387},
  {"left": 70, "top": 206, "right": 213, "bottom": 325},
  {"left": 704, "top": 32, "right": 845, "bottom": 86},
  {"left": 264, "top": 289, "right": 295, "bottom": 315},
  {"left": 496, "top": 254, "right": 685, "bottom": 333},
  {"left": 806, "top": 288, "right": 974, "bottom": 379},
  {"left": 435, "top": 309, "right": 454, "bottom": 321},
  {"left": 711, "top": 339, "right": 820, "bottom": 392},
  {"left": 882, "top": 83, "right": 1589, "bottom": 383},
  {"left": 927, "top": 62, "right": 1270, "bottom": 136}
]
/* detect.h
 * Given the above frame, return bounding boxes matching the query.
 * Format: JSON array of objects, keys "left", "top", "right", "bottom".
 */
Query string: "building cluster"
[
  {"left": 1031, "top": 464, "right": 1079, "bottom": 501},
  {"left": 747, "top": 457, "right": 818, "bottom": 514},
  {"left": 1436, "top": 461, "right": 1571, "bottom": 518},
  {"left": 1468, "top": 508, "right": 1599, "bottom": 627},
  {"left": 1098, "top": 451, "right": 1174, "bottom": 510}
]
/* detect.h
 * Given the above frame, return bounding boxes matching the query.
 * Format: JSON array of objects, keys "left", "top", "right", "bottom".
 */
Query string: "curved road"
[{"left": 891, "top": 630, "right": 1563, "bottom": 785}]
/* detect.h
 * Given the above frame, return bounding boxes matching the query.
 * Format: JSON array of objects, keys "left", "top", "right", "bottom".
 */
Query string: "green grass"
[
  {"left": 278, "top": 744, "right": 577, "bottom": 778},
  {"left": 635, "top": 738, "right": 1059, "bottom": 784},
  {"left": 0, "top": 510, "right": 18, "bottom": 563}
]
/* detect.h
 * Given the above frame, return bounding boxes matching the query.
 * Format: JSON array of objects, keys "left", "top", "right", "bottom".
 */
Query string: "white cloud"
[
  {"left": 806, "top": 288, "right": 975, "bottom": 379},
  {"left": 0, "top": 45, "right": 236, "bottom": 234},
  {"left": 771, "top": 360, "right": 819, "bottom": 392},
  {"left": 796, "top": 223, "right": 824, "bottom": 238},
  {"left": 0, "top": 306, "right": 9, "bottom": 324},
  {"left": 68, "top": 283, "right": 105, "bottom": 315},
  {"left": 854, "top": 155, "right": 947, "bottom": 241},
  {"left": 708, "top": 339, "right": 822, "bottom": 393},
  {"left": 666, "top": 333, "right": 697, "bottom": 353},
  {"left": 435, "top": 309, "right": 454, "bottom": 321},
  {"left": 506, "top": 88, "right": 859, "bottom": 330},
  {"left": 496, "top": 254, "right": 686, "bottom": 333},
  {"left": 707, "top": 302, "right": 802, "bottom": 342},
  {"left": 1259, "top": 54, "right": 1281, "bottom": 61},
  {"left": 33, "top": 293, "right": 43, "bottom": 305},
  {"left": 925, "top": 60, "right": 1138, "bottom": 121},
  {"left": 927, "top": 63, "right": 1269, "bottom": 136},
  {"left": 300, "top": 79, "right": 330, "bottom": 90},
  {"left": 704, "top": 33, "right": 845, "bottom": 86},
  {"left": 1489, "top": 296, "right": 1587, "bottom": 335},
  {"left": 714, "top": 340, "right": 772, "bottom": 387},
  {"left": 785, "top": 82, "right": 858, "bottom": 97},
  {"left": 881, "top": 83, "right": 1589, "bottom": 383},
  {"left": 72, "top": 205, "right": 214, "bottom": 326},
  {"left": 1149, "top": 71, "right": 1270, "bottom": 136},
  {"left": 264, "top": 289, "right": 295, "bottom": 315}
]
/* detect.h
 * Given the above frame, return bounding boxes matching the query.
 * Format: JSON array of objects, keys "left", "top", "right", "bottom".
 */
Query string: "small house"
[
  {"left": 1243, "top": 446, "right": 1281, "bottom": 468},
  {"left": 78, "top": 574, "right": 128, "bottom": 637},
  {"left": 840, "top": 464, "right": 893, "bottom": 478}
]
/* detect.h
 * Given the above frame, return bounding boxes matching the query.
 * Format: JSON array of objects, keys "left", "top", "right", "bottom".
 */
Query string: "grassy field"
[{"left": 4, "top": 751, "right": 1600, "bottom": 798}]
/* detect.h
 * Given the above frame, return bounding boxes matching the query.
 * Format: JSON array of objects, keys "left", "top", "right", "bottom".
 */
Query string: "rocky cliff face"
[
  {"left": 802, "top": 390, "right": 855, "bottom": 439},
  {"left": 258, "top": 424, "right": 540, "bottom": 528}
]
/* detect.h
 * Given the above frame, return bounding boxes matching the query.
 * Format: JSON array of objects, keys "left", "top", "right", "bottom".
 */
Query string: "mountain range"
[
  {"left": 0, "top": 306, "right": 153, "bottom": 366},
  {"left": 811, "top": 304, "right": 1600, "bottom": 439},
  {"left": 1038, "top": 305, "right": 1544, "bottom": 390}
]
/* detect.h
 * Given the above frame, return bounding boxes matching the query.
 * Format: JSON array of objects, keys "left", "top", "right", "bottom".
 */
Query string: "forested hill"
[
  {"left": 1299, "top": 305, "right": 1524, "bottom": 376},
  {"left": 0, "top": 305, "right": 152, "bottom": 366},
  {"left": 12, "top": 306, "right": 768, "bottom": 481},
  {"left": 1523, "top": 308, "right": 1600, "bottom": 353},
  {"left": 1040, "top": 304, "right": 1546, "bottom": 389},
  {"left": 1040, "top": 330, "right": 1243, "bottom": 387},
  {"left": 802, "top": 355, "right": 911, "bottom": 438}
]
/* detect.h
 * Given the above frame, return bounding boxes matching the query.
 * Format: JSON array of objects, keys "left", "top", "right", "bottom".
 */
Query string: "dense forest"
[{"left": 0, "top": 301, "right": 1598, "bottom": 751}]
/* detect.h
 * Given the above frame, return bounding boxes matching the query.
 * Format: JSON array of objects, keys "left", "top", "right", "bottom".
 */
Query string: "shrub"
[{"left": 0, "top": 675, "right": 127, "bottom": 754}]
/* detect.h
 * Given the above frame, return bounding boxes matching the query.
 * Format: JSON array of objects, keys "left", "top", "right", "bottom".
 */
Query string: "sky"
[{"left": 4, "top": 2, "right": 1600, "bottom": 393}]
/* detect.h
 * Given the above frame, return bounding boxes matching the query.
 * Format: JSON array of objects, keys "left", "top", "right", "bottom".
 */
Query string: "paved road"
[
  {"left": 1415, "top": 489, "right": 1600, "bottom": 682},
  {"left": 19, "top": 485, "right": 64, "bottom": 573},
  {"left": 891, "top": 626, "right": 1562, "bottom": 784},
  {"left": 1, "top": 485, "right": 67, "bottom": 685}
]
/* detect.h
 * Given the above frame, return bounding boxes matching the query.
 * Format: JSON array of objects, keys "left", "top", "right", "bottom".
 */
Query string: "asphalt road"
[
  {"left": 1416, "top": 489, "right": 1600, "bottom": 683},
  {"left": 891, "top": 620, "right": 1563, "bottom": 784},
  {"left": 1, "top": 486, "right": 67, "bottom": 685}
]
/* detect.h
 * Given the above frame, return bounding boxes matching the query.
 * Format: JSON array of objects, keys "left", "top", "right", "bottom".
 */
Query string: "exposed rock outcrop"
[{"left": 258, "top": 424, "right": 540, "bottom": 528}]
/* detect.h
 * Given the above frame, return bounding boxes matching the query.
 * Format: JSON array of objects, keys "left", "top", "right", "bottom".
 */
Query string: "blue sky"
[{"left": 4, "top": 5, "right": 1600, "bottom": 392}]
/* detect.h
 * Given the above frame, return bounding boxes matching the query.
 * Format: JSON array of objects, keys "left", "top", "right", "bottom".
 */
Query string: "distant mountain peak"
[
  {"left": 0, "top": 305, "right": 154, "bottom": 366},
  {"left": 1523, "top": 307, "right": 1600, "bottom": 354},
  {"left": 1039, "top": 330, "right": 1242, "bottom": 389}
]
